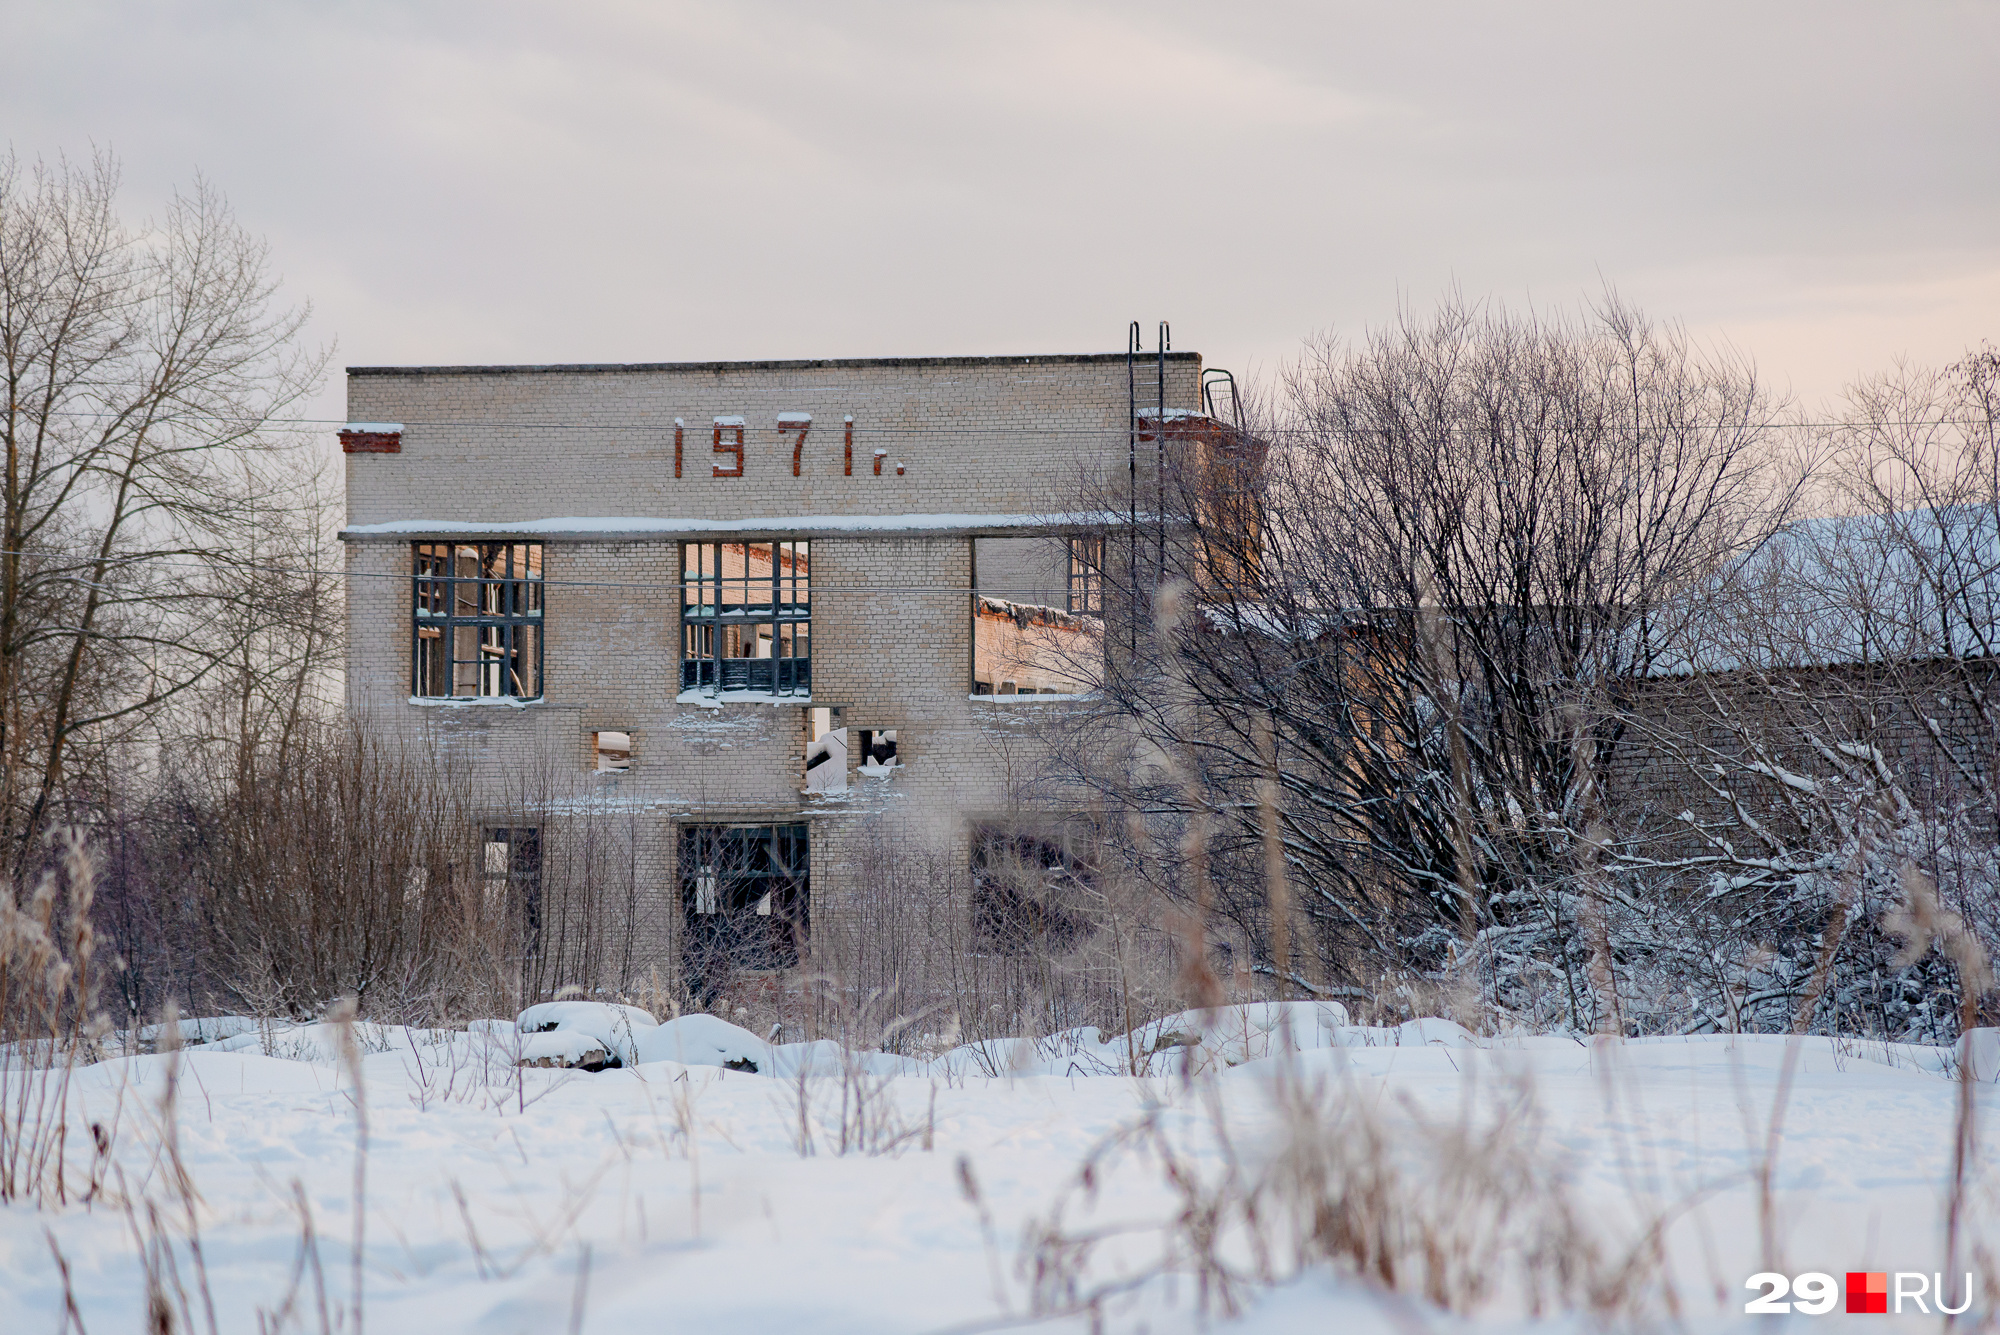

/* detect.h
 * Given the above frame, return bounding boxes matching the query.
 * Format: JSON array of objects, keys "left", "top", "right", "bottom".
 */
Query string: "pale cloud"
[{"left": 5, "top": 0, "right": 1994, "bottom": 424}]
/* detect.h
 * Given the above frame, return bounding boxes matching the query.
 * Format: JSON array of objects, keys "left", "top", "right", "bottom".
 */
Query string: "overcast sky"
[{"left": 7, "top": 1, "right": 1997, "bottom": 424}]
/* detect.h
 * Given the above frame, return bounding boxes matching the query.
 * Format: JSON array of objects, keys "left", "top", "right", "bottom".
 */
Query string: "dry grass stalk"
[
  {"left": 1253, "top": 713, "right": 1292, "bottom": 1006},
  {"left": 1151, "top": 581, "right": 1224, "bottom": 1027},
  {"left": 1, "top": 828, "right": 109, "bottom": 1207},
  {"left": 1884, "top": 863, "right": 1996, "bottom": 1309},
  {"left": 1019, "top": 1062, "right": 1666, "bottom": 1327},
  {"left": 1566, "top": 703, "right": 1622, "bottom": 1038},
  {"left": 328, "top": 997, "right": 369, "bottom": 1335}
]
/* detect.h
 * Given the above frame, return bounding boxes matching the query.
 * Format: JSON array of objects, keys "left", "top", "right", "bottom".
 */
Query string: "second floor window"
[
  {"left": 681, "top": 540, "right": 810, "bottom": 695},
  {"left": 414, "top": 542, "right": 543, "bottom": 698},
  {"left": 1067, "top": 535, "right": 1104, "bottom": 616}
]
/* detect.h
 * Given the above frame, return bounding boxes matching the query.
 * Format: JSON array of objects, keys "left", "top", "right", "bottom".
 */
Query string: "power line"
[
  {"left": 1, "top": 548, "right": 1086, "bottom": 598},
  {"left": 11, "top": 407, "right": 1986, "bottom": 432}
]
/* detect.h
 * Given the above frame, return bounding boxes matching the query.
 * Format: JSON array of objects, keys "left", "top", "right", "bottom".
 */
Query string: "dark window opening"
[
  {"left": 680, "top": 540, "right": 810, "bottom": 695},
  {"left": 414, "top": 543, "right": 543, "bottom": 698},
  {"left": 856, "top": 728, "right": 898, "bottom": 771},
  {"left": 680, "top": 823, "right": 809, "bottom": 1006},
  {"left": 1067, "top": 535, "right": 1104, "bottom": 616},
  {"left": 483, "top": 826, "right": 543, "bottom": 937},
  {"left": 970, "top": 826, "right": 1094, "bottom": 954}
]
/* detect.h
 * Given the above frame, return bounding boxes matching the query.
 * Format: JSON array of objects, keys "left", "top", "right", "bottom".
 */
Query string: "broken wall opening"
[
  {"left": 971, "top": 535, "right": 1101, "bottom": 695},
  {"left": 805, "top": 707, "right": 847, "bottom": 793},
  {"left": 593, "top": 730, "right": 632, "bottom": 772}
]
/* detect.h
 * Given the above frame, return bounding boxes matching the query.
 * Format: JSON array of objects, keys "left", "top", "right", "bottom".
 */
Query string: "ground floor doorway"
[{"left": 679, "top": 822, "right": 809, "bottom": 1006}]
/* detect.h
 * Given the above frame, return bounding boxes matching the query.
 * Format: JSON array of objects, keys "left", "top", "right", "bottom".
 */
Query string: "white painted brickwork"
[{"left": 342, "top": 354, "right": 1203, "bottom": 987}]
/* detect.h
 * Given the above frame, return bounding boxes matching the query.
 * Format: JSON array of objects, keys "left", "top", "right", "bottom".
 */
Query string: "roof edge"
[{"left": 346, "top": 351, "right": 1203, "bottom": 377}]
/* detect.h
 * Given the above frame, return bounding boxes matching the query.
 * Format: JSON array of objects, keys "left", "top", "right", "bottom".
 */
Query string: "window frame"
[
  {"left": 481, "top": 825, "right": 543, "bottom": 936},
  {"left": 679, "top": 539, "right": 811, "bottom": 696},
  {"left": 678, "top": 822, "right": 810, "bottom": 1002},
  {"left": 412, "top": 542, "right": 545, "bottom": 699},
  {"left": 969, "top": 823, "right": 1094, "bottom": 954},
  {"left": 1066, "top": 534, "right": 1105, "bottom": 616}
]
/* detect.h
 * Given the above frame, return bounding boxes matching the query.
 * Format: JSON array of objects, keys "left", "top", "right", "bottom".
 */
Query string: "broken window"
[
  {"left": 1067, "top": 535, "right": 1104, "bottom": 615},
  {"left": 414, "top": 543, "right": 543, "bottom": 698},
  {"left": 856, "top": 728, "right": 897, "bottom": 773},
  {"left": 482, "top": 826, "right": 542, "bottom": 933},
  {"left": 680, "top": 540, "right": 810, "bottom": 695},
  {"left": 972, "top": 535, "right": 1098, "bottom": 696},
  {"left": 593, "top": 730, "right": 632, "bottom": 773},
  {"left": 679, "top": 823, "right": 809, "bottom": 1006},
  {"left": 970, "top": 825, "right": 1094, "bottom": 954},
  {"left": 804, "top": 707, "right": 846, "bottom": 793},
  {"left": 972, "top": 597, "right": 1096, "bottom": 696}
]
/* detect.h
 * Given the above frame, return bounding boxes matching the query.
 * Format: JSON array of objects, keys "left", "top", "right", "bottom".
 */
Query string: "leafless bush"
[
  {"left": 756, "top": 820, "right": 1181, "bottom": 1063},
  {"left": 96, "top": 723, "right": 658, "bottom": 1026}
]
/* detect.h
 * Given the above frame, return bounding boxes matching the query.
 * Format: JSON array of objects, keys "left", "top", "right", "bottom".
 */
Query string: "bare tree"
[
  {"left": 0, "top": 149, "right": 325, "bottom": 879},
  {"left": 1040, "top": 295, "right": 1799, "bottom": 1021},
  {"left": 1613, "top": 343, "right": 2000, "bottom": 1039}
]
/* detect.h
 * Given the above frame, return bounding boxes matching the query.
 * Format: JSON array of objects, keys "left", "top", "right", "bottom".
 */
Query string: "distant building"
[{"left": 338, "top": 350, "right": 1214, "bottom": 997}]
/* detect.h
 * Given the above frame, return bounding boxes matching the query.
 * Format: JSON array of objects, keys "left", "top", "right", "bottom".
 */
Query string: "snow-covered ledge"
[
  {"left": 677, "top": 690, "right": 811, "bottom": 708},
  {"left": 340, "top": 510, "right": 1134, "bottom": 542}
]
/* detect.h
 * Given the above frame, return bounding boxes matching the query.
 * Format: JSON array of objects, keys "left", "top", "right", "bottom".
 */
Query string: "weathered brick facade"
[{"left": 342, "top": 353, "right": 1203, "bottom": 988}]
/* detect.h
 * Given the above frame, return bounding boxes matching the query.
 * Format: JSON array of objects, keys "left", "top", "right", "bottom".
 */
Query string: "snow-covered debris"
[
  {"left": 1129, "top": 1000, "right": 1356, "bottom": 1070},
  {"left": 633, "top": 1014, "right": 772, "bottom": 1071},
  {"left": 516, "top": 1029, "right": 612, "bottom": 1069},
  {"left": 203, "top": 1021, "right": 452, "bottom": 1063},
  {"left": 515, "top": 1001, "right": 658, "bottom": 1067}
]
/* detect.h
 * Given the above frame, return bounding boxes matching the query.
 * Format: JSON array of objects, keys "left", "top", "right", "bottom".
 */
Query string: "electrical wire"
[
  {"left": 8, "top": 407, "right": 1981, "bottom": 432},
  {"left": 0, "top": 548, "right": 1094, "bottom": 598}
]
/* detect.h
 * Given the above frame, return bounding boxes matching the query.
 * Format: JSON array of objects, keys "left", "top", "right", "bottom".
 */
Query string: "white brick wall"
[{"left": 342, "top": 353, "right": 1203, "bottom": 988}]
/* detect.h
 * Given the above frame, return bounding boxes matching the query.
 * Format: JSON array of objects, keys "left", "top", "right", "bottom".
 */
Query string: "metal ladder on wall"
[
  {"left": 1121, "top": 324, "right": 1246, "bottom": 660},
  {"left": 1126, "top": 321, "right": 1170, "bottom": 658}
]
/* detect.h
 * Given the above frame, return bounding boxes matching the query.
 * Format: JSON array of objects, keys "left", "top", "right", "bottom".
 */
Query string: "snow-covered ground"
[{"left": 4, "top": 1005, "right": 1993, "bottom": 1333}]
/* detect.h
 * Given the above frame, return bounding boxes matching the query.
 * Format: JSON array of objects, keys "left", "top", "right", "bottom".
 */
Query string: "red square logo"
[{"left": 1847, "top": 1272, "right": 1888, "bottom": 1314}]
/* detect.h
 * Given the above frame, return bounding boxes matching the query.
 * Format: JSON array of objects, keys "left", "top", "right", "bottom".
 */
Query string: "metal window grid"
[
  {"left": 412, "top": 542, "right": 544, "bottom": 698},
  {"left": 1067, "top": 535, "right": 1105, "bottom": 616},
  {"left": 679, "top": 540, "right": 811, "bottom": 695}
]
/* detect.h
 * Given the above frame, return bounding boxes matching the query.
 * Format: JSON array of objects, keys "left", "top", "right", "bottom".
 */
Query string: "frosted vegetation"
[{"left": 6, "top": 155, "right": 2000, "bottom": 1328}]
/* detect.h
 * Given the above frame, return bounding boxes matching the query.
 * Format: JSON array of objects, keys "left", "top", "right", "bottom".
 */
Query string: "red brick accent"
[
  {"left": 712, "top": 423, "right": 744, "bottom": 477},
  {"left": 1136, "top": 413, "right": 1265, "bottom": 464},
  {"left": 339, "top": 429, "right": 401, "bottom": 454},
  {"left": 783, "top": 419, "right": 811, "bottom": 476}
]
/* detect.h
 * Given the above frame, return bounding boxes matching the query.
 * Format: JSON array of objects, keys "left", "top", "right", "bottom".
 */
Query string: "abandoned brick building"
[{"left": 340, "top": 350, "right": 1219, "bottom": 993}]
